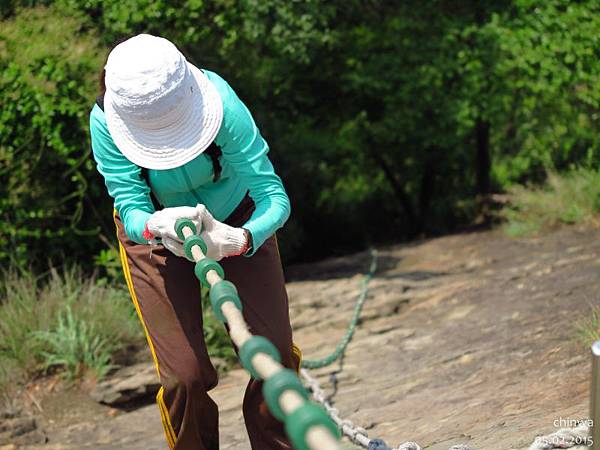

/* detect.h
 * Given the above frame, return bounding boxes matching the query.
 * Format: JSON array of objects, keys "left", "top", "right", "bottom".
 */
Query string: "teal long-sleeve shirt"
[{"left": 90, "top": 70, "right": 290, "bottom": 254}]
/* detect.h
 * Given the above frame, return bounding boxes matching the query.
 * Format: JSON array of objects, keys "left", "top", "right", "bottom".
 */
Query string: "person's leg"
[
  {"left": 221, "top": 197, "right": 301, "bottom": 450},
  {"left": 114, "top": 212, "right": 220, "bottom": 450}
]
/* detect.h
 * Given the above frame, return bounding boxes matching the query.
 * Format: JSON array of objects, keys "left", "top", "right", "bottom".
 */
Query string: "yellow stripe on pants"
[
  {"left": 157, "top": 387, "right": 177, "bottom": 449},
  {"left": 114, "top": 210, "right": 178, "bottom": 448},
  {"left": 292, "top": 342, "right": 303, "bottom": 373}
]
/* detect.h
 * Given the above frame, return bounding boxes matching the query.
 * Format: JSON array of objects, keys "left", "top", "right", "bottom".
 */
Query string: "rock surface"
[
  {"left": 90, "top": 363, "right": 161, "bottom": 406},
  {"left": 0, "top": 414, "right": 45, "bottom": 446},
  {"left": 18, "top": 226, "right": 600, "bottom": 449}
]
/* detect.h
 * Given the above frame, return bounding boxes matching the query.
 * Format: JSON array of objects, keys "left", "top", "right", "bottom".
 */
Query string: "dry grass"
[
  {"left": 575, "top": 304, "right": 600, "bottom": 349},
  {"left": 0, "top": 267, "right": 142, "bottom": 391},
  {"left": 0, "top": 266, "right": 238, "bottom": 395},
  {"left": 501, "top": 168, "right": 600, "bottom": 237}
]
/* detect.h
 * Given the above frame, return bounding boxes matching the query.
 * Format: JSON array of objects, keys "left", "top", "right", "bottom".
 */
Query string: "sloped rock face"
[
  {"left": 0, "top": 412, "right": 45, "bottom": 447},
  {"left": 90, "top": 363, "right": 160, "bottom": 406},
  {"left": 285, "top": 228, "right": 597, "bottom": 450},
  {"left": 19, "top": 227, "right": 600, "bottom": 449}
]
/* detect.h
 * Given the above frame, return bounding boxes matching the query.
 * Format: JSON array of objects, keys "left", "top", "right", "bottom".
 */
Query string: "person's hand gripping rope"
[{"left": 144, "top": 205, "right": 251, "bottom": 260}]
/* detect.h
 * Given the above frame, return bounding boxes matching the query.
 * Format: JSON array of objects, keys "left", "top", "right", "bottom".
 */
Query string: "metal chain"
[
  {"left": 301, "top": 368, "right": 375, "bottom": 448},
  {"left": 301, "top": 368, "right": 424, "bottom": 450}
]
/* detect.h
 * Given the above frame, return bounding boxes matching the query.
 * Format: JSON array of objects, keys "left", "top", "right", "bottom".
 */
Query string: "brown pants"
[{"left": 114, "top": 195, "right": 301, "bottom": 450}]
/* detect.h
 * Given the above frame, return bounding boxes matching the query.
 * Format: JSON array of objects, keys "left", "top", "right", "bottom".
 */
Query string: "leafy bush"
[
  {"left": 501, "top": 167, "right": 600, "bottom": 236},
  {"left": 2, "top": 1, "right": 600, "bottom": 266},
  {"left": 0, "top": 5, "right": 106, "bottom": 270},
  {"left": 93, "top": 247, "right": 124, "bottom": 285}
]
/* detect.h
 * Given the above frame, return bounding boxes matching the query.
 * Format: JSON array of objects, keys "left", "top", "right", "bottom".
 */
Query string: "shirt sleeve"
[
  {"left": 215, "top": 77, "right": 291, "bottom": 255},
  {"left": 89, "top": 105, "right": 155, "bottom": 244}
]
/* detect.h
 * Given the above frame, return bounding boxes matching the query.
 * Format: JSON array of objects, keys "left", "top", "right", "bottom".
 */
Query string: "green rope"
[{"left": 301, "top": 248, "right": 378, "bottom": 369}]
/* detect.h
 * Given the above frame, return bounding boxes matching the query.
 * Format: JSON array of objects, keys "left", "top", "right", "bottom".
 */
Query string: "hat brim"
[{"left": 104, "top": 64, "right": 223, "bottom": 170}]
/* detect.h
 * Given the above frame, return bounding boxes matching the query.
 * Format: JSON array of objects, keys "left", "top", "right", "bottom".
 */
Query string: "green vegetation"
[
  {"left": 33, "top": 304, "right": 118, "bottom": 381},
  {"left": 2, "top": 1, "right": 600, "bottom": 268},
  {"left": 501, "top": 168, "right": 600, "bottom": 236},
  {"left": 0, "top": 268, "right": 142, "bottom": 390},
  {"left": 0, "top": 268, "right": 236, "bottom": 391},
  {"left": 0, "top": 5, "right": 103, "bottom": 268},
  {"left": 575, "top": 304, "right": 600, "bottom": 349}
]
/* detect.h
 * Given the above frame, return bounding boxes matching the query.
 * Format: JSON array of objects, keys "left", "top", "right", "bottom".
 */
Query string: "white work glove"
[
  {"left": 161, "top": 237, "right": 185, "bottom": 258},
  {"left": 145, "top": 206, "right": 201, "bottom": 242},
  {"left": 145, "top": 206, "right": 202, "bottom": 258},
  {"left": 196, "top": 204, "right": 250, "bottom": 261}
]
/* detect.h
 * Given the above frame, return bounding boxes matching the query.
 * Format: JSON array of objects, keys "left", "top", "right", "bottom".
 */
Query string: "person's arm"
[
  {"left": 215, "top": 76, "right": 291, "bottom": 256},
  {"left": 89, "top": 105, "right": 155, "bottom": 244}
]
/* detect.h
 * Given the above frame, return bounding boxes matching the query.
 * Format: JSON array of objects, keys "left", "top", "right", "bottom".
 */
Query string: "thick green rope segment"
[
  {"left": 301, "top": 249, "right": 378, "bottom": 370},
  {"left": 239, "top": 335, "right": 282, "bottom": 379},
  {"left": 175, "top": 218, "right": 198, "bottom": 240},
  {"left": 194, "top": 258, "right": 225, "bottom": 286},
  {"left": 209, "top": 280, "right": 243, "bottom": 323},
  {"left": 263, "top": 369, "right": 309, "bottom": 421},
  {"left": 183, "top": 235, "right": 208, "bottom": 261},
  {"left": 285, "top": 403, "right": 340, "bottom": 450},
  {"left": 170, "top": 222, "right": 342, "bottom": 448}
]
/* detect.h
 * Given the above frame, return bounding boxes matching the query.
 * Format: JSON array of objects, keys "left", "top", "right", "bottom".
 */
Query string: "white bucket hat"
[{"left": 103, "top": 34, "right": 223, "bottom": 170}]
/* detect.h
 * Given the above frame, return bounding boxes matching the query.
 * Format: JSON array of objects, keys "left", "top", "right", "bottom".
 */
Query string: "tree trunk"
[
  {"left": 366, "top": 143, "right": 417, "bottom": 232},
  {"left": 475, "top": 119, "right": 491, "bottom": 196},
  {"left": 417, "top": 145, "right": 440, "bottom": 232}
]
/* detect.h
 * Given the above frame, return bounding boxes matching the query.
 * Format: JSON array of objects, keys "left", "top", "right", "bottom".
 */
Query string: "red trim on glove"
[
  {"left": 142, "top": 223, "right": 155, "bottom": 241},
  {"left": 234, "top": 241, "right": 250, "bottom": 257},
  {"left": 231, "top": 229, "right": 252, "bottom": 257}
]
